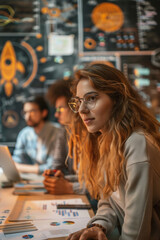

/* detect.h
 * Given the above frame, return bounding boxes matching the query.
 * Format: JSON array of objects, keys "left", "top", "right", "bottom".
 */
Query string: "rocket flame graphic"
[{"left": 0, "top": 41, "right": 25, "bottom": 96}]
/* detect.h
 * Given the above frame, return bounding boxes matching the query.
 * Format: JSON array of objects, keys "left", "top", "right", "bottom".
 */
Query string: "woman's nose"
[{"left": 79, "top": 101, "right": 89, "bottom": 114}]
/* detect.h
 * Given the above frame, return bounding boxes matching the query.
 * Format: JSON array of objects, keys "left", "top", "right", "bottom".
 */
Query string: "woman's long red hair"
[{"left": 68, "top": 64, "right": 160, "bottom": 199}]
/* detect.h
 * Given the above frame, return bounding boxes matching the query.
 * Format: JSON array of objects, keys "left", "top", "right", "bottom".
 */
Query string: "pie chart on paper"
[{"left": 62, "top": 220, "right": 75, "bottom": 225}]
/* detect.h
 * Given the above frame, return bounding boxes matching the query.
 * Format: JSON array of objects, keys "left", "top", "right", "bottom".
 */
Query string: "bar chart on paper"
[{"left": 17, "top": 199, "right": 90, "bottom": 220}]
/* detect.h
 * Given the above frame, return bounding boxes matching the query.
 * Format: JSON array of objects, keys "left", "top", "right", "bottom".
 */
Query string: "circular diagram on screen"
[
  {"left": 84, "top": 38, "right": 97, "bottom": 49},
  {"left": 91, "top": 3, "right": 124, "bottom": 32},
  {"left": 0, "top": 40, "right": 38, "bottom": 97},
  {"left": 2, "top": 110, "right": 19, "bottom": 128},
  {"left": 90, "top": 60, "right": 115, "bottom": 68}
]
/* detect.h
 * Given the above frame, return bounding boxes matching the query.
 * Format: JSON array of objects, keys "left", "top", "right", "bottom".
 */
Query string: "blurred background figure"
[
  {"left": 43, "top": 79, "right": 88, "bottom": 195},
  {"left": 150, "top": 91, "right": 160, "bottom": 121},
  {"left": 47, "top": 79, "right": 73, "bottom": 126},
  {"left": 12, "top": 96, "right": 60, "bottom": 174}
]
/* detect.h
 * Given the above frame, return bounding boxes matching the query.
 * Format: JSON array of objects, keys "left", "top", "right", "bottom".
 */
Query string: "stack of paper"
[
  {"left": 13, "top": 182, "right": 47, "bottom": 195},
  {"left": 0, "top": 222, "right": 37, "bottom": 234}
]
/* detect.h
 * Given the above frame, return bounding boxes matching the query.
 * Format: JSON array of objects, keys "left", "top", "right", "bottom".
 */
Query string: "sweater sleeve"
[
  {"left": 47, "top": 127, "right": 69, "bottom": 174},
  {"left": 119, "top": 134, "right": 153, "bottom": 240},
  {"left": 65, "top": 175, "right": 87, "bottom": 194},
  {"left": 87, "top": 198, "right": 118, "bottom": 236},
  {"left": 38, "top": 127, "right": 67, "bottom": 174},
  {"left": 120, "top": 162, "right": 152, "bottom": 240},
  {"left": 87, "top": 133, "right": 154, "bottom": 240}
]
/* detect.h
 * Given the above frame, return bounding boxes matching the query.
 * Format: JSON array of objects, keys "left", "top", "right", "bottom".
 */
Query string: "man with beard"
[{"left": 12, "top": 96, "right": 60, "bottom": 174}]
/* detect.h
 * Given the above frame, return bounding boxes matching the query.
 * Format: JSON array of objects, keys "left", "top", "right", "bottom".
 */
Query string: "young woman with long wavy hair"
[{"left": 66, "top": 64, "right": 160, "bottom": 240}]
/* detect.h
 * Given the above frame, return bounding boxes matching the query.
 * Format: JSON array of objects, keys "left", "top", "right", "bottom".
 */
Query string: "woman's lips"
[{"left": 83, "top": 118, "right": 95, "bottom": 125}]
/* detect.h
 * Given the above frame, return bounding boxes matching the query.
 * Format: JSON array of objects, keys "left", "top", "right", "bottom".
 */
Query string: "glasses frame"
[
  {"left": 68, "top": 93, "right": 99, "bottom": 113},
  {"left": 55, "top": 106, "right": 68, "bottom": 113}
]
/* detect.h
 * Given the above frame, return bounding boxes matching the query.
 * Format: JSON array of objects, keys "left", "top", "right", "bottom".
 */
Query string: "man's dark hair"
[
  {"left": 24, "top": 96, "right": 49, "bottom": 121},
  {"left": 46, "top": 78, "right": 73, "bottom": 106}
]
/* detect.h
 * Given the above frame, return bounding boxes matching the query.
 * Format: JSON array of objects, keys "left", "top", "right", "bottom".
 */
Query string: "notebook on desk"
[{"left": 0, "top": 145, "right": 44, "bottom": 184}]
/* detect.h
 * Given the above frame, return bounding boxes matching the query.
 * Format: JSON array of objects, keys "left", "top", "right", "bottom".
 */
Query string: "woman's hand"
[
  {"left": 43, "top": 169, "right": 64, "bottom": 177},
  {"left": 43, "top": 170, "right": 74, "bottom": 194},
  {"left": 66, "top": 226, "right": 108, "bottom": 240}
]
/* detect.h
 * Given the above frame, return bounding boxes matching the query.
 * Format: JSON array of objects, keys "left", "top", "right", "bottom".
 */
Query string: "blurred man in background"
[{"left": 12, "top": 96, "right": 61, "bottom": 174}]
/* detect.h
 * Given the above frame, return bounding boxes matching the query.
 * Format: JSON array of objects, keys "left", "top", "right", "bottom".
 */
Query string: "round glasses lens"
[
  {"left": 56, "top": 107, "right": 65, "bottom": 113},
  {"left": 87, "top": 100, "right": 96, "bottom": 110},
  {"left": 84, "top": 94, "right": 98, "bottom": 110}
]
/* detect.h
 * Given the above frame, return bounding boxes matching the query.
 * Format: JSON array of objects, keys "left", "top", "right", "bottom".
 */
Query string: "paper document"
[
  {"left": 18, "top": 199, "right": 90, "bottom": 220},
  {"left": 2, "top": 217, "right": 90, "bottom": 240}
]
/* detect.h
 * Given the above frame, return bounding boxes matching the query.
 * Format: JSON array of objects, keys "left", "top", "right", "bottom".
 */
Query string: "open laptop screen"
[{"left": 0, "top": 145, "right": 22, "bottom": 183}]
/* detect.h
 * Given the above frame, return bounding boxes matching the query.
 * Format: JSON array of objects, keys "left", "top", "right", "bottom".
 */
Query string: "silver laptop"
[
  {"left": 0, "top": 145, "right": 44, "bottom": 184},
  {"left": 0, "top": 145, "right": 22, "bottom": 183}
]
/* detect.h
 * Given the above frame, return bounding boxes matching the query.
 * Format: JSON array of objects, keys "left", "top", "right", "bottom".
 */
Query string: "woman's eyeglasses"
[{"left": 68, "top": 93, "right": 99, "bottom": 113}]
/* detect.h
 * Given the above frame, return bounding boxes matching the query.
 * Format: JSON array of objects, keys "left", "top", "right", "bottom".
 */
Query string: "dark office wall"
[{"left": 0, "top": 0, "right": 160, "bottom": 146}]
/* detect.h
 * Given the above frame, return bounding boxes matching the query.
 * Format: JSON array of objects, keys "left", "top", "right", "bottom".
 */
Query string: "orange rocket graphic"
[{"left": 0, "top": 41, "right": 25, "bottom": 96}]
